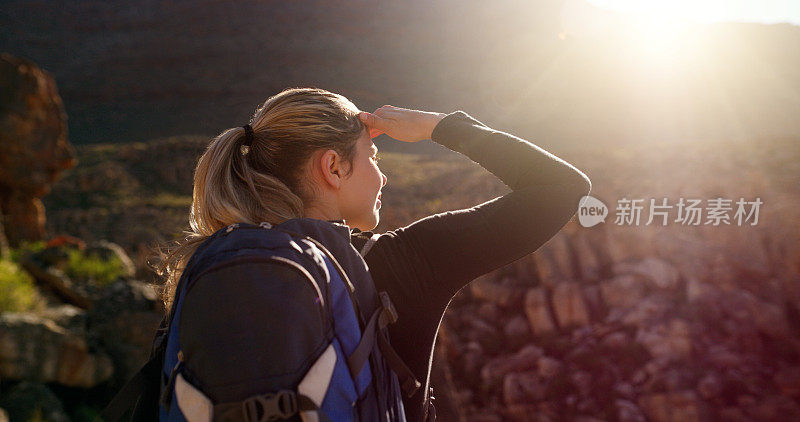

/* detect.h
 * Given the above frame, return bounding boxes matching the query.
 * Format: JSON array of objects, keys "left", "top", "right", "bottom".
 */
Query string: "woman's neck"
[{"left": 304, "top": 204, "right": 343, "bottom": 223}]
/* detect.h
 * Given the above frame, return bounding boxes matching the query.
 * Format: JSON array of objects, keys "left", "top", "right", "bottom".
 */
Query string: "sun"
[
  {"left": 627, "top": 14, "right": 692, "bottom": 61},
  {"left": 573, "top": 0, "right": 697, "bottom": 60}
]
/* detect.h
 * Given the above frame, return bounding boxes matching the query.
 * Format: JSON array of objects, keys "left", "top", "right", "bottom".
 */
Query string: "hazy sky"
[{"left": 587, "top": 0, "right": 800, "bottom": 25}]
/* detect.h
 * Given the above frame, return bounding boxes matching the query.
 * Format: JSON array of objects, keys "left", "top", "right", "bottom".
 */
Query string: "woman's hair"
[{"left": 155, "top": 87, "right": 365, "bottom": 311}]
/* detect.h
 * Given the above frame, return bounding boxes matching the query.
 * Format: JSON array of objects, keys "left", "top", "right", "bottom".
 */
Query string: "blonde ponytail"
[{"left": 155, "top": 87, "right": 365, "bottom": 311}]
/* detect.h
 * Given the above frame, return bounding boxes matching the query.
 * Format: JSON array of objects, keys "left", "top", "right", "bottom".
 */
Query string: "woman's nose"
[{"left": 381, "top": 171, "right": 388, "bottom": 187}]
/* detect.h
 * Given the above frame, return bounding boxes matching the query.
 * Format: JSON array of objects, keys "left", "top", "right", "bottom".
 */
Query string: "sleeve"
[
  {"left": 177, "top": 258, "right": 329, "bottom": 404},
  {"left": 367, "top": 110, "right": 592, "bottom": 309},
  {"left": 362, "top": 110, "right": 592, "bottom": 421}
]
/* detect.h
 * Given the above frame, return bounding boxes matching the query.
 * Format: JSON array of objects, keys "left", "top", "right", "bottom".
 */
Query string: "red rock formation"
[{"left": 0, "top": 53, "right": 75, "bottom": 245}]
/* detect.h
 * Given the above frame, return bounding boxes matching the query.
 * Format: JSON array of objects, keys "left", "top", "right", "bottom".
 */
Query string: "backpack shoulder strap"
[
  {"left": 346, "top": 291, "right": 421, "bottom": 398},
  {"left": 96, "top": 351, "right": 164, "bottom": 422},
  {"left": 358, "top": 233, "right": 381, "bottom": 258}
]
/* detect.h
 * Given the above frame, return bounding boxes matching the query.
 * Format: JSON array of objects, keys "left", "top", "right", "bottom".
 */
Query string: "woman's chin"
[
  {"left": 365, "top": 214, "right": 380, "bottom": 231},
  {"left": 349, "top": 214, "right": 379, "bottom": 232}
]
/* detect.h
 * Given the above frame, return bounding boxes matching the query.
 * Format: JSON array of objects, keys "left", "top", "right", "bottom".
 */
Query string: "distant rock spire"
[{"left": 0, "top": 53, "right": 76, "bottom": 246}]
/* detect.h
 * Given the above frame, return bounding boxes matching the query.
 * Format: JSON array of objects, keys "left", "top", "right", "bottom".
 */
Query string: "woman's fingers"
[
  {"left": 368, "top": 127, "right": 384, "bottom": 139},
  {"left": 360, "top": 106, "right": 443, "bottom": 142},
  {"left": 358, "top": 111, "right": 375, "bottom": 127},
  {"left": 358, "top": 111, "right": 386, "bottom": 138}
]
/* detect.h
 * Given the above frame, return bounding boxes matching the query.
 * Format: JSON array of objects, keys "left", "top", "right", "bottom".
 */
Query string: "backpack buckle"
[
  {"left": 241, "top": 390, "right": 297, "bottom": 422},
  {"left": 259, "top": 222, "right": 273, "bottom": 229},
  {"left": 379, "top": 291, "right": 398, "bottom": 325}
]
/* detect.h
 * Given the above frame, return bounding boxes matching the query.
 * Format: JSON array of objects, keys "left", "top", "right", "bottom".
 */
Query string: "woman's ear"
[{"left": 315, "top": 149, "right": 343, "bottom": 190}]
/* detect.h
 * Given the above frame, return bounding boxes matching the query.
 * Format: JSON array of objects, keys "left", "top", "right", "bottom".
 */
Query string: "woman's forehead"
[{"left": 359, "top": 129, "right": 376, "bottom": 149}]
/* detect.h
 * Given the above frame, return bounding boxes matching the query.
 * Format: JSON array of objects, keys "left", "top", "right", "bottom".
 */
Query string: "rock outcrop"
[
  {"left": 442, "top": 220, "right": 800, "bottom": 421},
  {"left": 87, "top": 278, "right": 163, "bottom": 386},
  {"left": 0, "top": 311, "right": 114, "bottom": 387},
  {"left": 0, "top": 53, "right": 75, "bottom": 246}
]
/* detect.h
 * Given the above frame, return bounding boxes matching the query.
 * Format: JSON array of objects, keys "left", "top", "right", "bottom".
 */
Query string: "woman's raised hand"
[{"left": 358, "top": 105, "right": 446, "bottom": 143}]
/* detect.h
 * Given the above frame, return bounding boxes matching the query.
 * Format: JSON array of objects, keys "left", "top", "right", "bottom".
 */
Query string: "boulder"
[
  {"left": 537, "top": 356, "right": 562, "bottom": 379},
  {"left": 470, "top": 276, "right": 522, "bottom": 308},
  {"left": 613, "top": 257, "right": 680, "bottom": 290},
  {"left": 480, "top": 345, "right": 543, "bottom": 392},
  {"left": 87, "top": 279, "right": 163, "bottom": 386},
  {"left": 570, "top": 370, "right": 593, "bottom": 398},
  {"left": 638, "top": 390, "right": 702, "bottom": 422},
  {"left": 697, "top": 373, "right": 722, "bottom": 400},
  {"left": 37, "top": 303, "right": 87, "bottom": 336},
  {"left": 0, "top": 53, "right": 75, "bottom": 246},
  {"left": 615, "top": 399, "right": 646, "bottom": 422},
  {"left": 614, "top": 382, "right": 635, "bottom": 399},
  {"left": 0, "top": 381, "right": 69, "bottom": 422},
  {"left": 503, "top": 371, "right": 545, "bottom": 405},
  {"left": 599, "top": 330, "right": 630, "bottom": 350},
  {"left": 600, "top": 273, "right": 650, "bottom": 309},
  {"left": 476, "top": 302, "right": 502, "bottom": 326},
  {"left": 685, "top": 276, "right": 714, "bottom": 303},
  {"left": 0, "top": 312, "right": 113, "bottom": 387},
  {"left": 614, "top": 294, "right": 672, "bottom": 329},
  {"left": 461, "top": 342, "right": 486, "bottom": 386},
  {"left": 461, "top": 313, "right": 504, "bottom": 356},
  {"left": 703, "top": 344, "right": 743, "bottom": 370},
  {"left": 503, "top": 316, "right": 531, "bottom": 350},
  {"left": 635, "top": 318, "right": 693, "bottom": 361},
  {"left": 551, "top": 282, "right": 591, "bottom": 329},
  {"left": 524, "top": 287, "right": 557, "bottom": 335}
]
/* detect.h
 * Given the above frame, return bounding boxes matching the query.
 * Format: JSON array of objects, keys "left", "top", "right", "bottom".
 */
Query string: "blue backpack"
[{"left": 99, "top": 219, "right": 420, "bottom": 421}]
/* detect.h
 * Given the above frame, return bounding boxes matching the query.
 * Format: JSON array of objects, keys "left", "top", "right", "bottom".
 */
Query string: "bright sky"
[{"left": 587, "top": 0, "right": 800, "bottom": 25}]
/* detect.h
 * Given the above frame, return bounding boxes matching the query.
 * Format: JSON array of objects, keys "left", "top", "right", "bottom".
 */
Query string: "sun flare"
[
  {"left": 626, "top": 15, "right": 693, "bottom": 63},
  {"left": 561, "top": 0, "right": 700, "bottom": 66}
]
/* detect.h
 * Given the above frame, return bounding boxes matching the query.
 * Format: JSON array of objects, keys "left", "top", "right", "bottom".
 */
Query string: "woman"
[{"left": 158, "top": 87, "right": 591, "bottom": 421}]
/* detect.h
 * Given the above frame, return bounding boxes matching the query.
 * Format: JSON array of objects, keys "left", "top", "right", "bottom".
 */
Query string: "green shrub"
[
  {"left": 8, "top": 240, "right": 46, "bottom": 262},
  {"left": 0, "top": 259, "right": 44, "bottom": 312},
  {"left": 65, "top": 248, "right": 127, "bottom": 287}
]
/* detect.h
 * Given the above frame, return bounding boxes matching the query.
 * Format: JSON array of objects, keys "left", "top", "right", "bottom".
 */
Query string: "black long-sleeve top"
[{"left": 350, "top": 110, "right": 592, "bottom": 421}]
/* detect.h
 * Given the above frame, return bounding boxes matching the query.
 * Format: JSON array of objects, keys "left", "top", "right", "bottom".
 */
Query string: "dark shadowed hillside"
[{"left": 2, "top": 0, "right": 799, "bottom": 152}]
